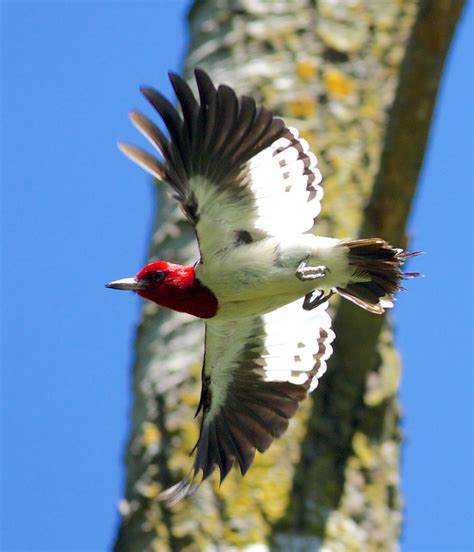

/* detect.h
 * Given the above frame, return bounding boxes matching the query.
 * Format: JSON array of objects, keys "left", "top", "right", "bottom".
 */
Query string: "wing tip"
[
  {"left": 168, "top": 70, "right": 187, "bottom": 90},
  {"left": 156, "top": 471, "right": 200, "bottom": 507},
  {"left": 193, "top": 66, "right": 208, "bottom": 80},
  {"left": 117, "top": 142, "right": 165, "bottom": 181},
  {"left": 117, "top": 141, "right": 134, "bottom": 156},
  {"left": 128, "top": 110, "right": 143, "bottom": 125},
  {"left": 139, "top": 84, "right": 155, "bottom": 96}
]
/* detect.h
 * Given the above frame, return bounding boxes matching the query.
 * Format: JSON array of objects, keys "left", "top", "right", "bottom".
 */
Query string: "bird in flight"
[{"left": 107, "top": 69, "right": 419, "bottom": 504}]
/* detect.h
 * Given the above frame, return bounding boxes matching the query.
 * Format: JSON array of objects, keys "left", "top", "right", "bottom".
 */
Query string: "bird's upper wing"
[
  {"left": 119, "top": 69, "right": 324, "bottom": 259},
  {"left": 157, "top": 298, "right": 335, "bottom": 505}
]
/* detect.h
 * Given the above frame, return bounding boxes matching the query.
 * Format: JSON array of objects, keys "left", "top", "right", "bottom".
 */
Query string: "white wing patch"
[
  {"left": 246, "top": 127, "right": 323, "bottom": 235},
  {"left": 255, "top": 298, "right": 334, "bottom": 391}
]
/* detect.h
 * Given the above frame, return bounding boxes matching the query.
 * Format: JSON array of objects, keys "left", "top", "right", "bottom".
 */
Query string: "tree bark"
[{"left": 113, "top": 1, "right": 464, "bottom": 550}]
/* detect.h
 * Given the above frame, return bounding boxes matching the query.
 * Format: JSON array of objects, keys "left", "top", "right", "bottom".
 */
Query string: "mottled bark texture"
[{"left": 113, "top": 1, "right": 463, "bottom": 550}]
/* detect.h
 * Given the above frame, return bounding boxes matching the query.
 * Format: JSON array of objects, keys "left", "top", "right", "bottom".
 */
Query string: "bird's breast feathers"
[{"left": 195, "top": 234, "right": 351, "bottom": 319}]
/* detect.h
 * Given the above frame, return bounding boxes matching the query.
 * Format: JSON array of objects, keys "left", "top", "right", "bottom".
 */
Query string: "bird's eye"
[{"left": 152, "top": 270, "right": 166, "bottom": 282}]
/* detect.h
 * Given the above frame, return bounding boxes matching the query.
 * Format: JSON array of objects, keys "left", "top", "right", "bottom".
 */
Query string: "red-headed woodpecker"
[{"left": 107, "top": 69, "right": 420, "bottom": 504}]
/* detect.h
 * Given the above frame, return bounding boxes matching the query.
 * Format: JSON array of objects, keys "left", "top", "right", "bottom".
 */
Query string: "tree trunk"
[{"left": 113, "top": 1, "right": 464, "bottom": 550}]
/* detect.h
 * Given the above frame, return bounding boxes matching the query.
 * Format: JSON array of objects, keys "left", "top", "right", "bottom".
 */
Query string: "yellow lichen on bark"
[
  {"left": 286, "top": 97, "right": 316, "bottom": 119},
  {"left": 296, "top": 59, "right": 317, "bottom": 80},
  {"left": 142, "top": 422, "right": 160, "bottom": 448},
  {"left": 324, "top": 68, "right": 355, "bottom": 97}
]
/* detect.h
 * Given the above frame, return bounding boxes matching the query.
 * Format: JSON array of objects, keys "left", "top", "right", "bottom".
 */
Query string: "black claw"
[{"left": 303, "top": 290, "right": 334, "bottom": 310}]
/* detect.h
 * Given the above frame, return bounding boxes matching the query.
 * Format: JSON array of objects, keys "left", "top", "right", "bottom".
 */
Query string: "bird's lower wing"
[{"left": 157, "top": 299, "right": 335, "bottom": 505}]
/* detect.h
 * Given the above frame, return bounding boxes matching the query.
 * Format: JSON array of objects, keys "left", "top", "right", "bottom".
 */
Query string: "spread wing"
[
  {"left": 119, "top": 69, "right": 324, "bottom": 259},
  {"left": 157, "top": 299, "right": 335, "bottom": 505}
]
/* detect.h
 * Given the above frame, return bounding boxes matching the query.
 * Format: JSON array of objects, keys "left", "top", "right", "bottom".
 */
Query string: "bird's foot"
[
  {"left": 296, "top": 260, "right": 328, "bottom": 282},
  {"left": 303, "top": 289, "right": 335, "bottom": 311}
]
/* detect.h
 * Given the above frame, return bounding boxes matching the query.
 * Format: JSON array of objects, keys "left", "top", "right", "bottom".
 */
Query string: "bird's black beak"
[{"left": 106, "top": 277, "right": 145, "bottom": 291}]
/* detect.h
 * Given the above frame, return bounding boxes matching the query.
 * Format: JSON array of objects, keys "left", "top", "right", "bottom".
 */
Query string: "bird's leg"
[
  {"left": 303, "top": 289, "right": 335, "bottom": 311},
  {"left": 296, "top": 258, "right": 328, "bottom": 282}
]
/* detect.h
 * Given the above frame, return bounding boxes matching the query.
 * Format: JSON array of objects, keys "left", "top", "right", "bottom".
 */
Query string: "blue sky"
[{"left": 1, "top": 2, "right": 472, "bottom": 551}]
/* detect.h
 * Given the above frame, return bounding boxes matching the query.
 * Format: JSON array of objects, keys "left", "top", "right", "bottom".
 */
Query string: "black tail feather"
[{"left": 336, "top": 239, "right": 422, "bottom": 314}]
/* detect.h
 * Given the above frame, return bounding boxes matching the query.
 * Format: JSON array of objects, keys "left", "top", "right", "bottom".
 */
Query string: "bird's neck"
[{"left": 139, "top": 264, "right": 218, "bottom": 319}]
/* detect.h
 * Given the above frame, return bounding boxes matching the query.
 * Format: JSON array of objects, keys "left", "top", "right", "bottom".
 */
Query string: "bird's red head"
[{"left": 107, "top": 261, "right": 218, "bottom": 319}]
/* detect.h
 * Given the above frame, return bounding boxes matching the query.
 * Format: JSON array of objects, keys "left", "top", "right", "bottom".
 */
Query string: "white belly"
[{"left": 195, "top": 234, "right": 351, "bottom": 317}]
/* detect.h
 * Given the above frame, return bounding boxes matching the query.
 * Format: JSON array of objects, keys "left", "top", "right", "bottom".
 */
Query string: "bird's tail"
[{"left": 336, "top": 238, "right": 422, "bottom": 314}]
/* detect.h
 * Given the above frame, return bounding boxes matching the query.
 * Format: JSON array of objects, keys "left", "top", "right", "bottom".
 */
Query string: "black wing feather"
[
  {"left": 213, "top": 85, "right": 239, "bottom": 156},
  {"left": 221, "top": 95, "right": 257, "bottom": 159},
  {"left": 221, "top": 411, "right": 256, "bottom": 475},
  {"left": 169, "top": 71, "right": 200, "bottom": 143},
  {"left": 230, "top": 106, "right": 274, "bottom": 164},
  {"left": 195, "top": 69, "right": 219, "bottom": 158},
  {"left": 140, "top": 86, "right": 192, "bottom": 180},
  {"left": 121, "top": 69, "right": 287, "bottom": 226}
]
